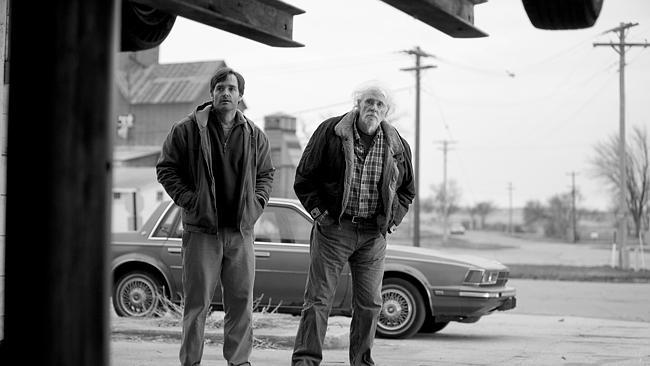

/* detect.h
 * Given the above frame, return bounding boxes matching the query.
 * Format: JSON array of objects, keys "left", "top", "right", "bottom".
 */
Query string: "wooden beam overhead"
[
  {"left": 379, "top": 0, "right": 488, "bottom": 38},
  {"left": 133, "top": 0, "right": 305, "bottom": 47}
]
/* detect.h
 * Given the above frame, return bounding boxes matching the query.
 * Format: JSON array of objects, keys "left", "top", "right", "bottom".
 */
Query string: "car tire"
[
  {"left": 121, "top": 0, "right": 176, "bottom": 52},
  {"left": 376, "top": 278, "right": 426, "bottom": 339},
  {"left": 419, "top": 319, "right": 449, "bottom": 334},
  {"left": 521, "top": 0, "right": 603, "bottom": 30},
  {"left": 113, "top": 271, "right": 162, "bottom": 317}
]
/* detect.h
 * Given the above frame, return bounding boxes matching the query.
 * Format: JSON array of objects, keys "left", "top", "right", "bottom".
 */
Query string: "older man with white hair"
[{"left": 291, "top": 84, "right": 415, "bottom": 366}]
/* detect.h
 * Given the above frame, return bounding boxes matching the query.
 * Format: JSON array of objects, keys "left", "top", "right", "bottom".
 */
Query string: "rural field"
[{"left": 387, "top": 221, "right": 650, "bottom": 283}]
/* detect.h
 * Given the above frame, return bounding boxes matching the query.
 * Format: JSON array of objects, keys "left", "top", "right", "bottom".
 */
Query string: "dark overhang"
[
  {"left": 133, "top": 0, "right": 305, "bottom": 47},
  {"left": 379, "top": 0, "right": 489, "bottom": 38}
]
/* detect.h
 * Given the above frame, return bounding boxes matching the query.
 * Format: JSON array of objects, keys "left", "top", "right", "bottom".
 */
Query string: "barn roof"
[{"left": 116, "top": 60, "right": 226, "bottom": 104}]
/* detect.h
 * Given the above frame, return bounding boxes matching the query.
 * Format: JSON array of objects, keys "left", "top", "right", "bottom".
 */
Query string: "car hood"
[{"left": 386, "top": 244, "right": 508, "bottom": 270}]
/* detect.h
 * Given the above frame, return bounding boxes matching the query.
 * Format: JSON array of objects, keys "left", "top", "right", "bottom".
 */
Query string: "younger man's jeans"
[{"left": 179, "top": 228, "right": 255, "bottom": 366}]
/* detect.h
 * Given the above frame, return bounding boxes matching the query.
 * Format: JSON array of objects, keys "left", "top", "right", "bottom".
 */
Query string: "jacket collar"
[
  {"left": 192, "top": 101, "right": 251, "bottom": 133},
  {"left": 334, "top": 110, "right": 404, "bottom": 154}
]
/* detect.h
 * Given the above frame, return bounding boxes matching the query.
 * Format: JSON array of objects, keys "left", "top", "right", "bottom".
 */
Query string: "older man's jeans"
[{"left": 292, "top": 219, "right": 386, "bottom": 366}]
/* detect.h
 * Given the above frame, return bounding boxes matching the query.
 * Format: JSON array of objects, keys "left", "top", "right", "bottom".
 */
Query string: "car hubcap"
[
  {"left": 120, "top": 278, "right": 156, "bottom": 316},
  {"left": 379, "top": 288, "right": 413, "bottom": 331}
]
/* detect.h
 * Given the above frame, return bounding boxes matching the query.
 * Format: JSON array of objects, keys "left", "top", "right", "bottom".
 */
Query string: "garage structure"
[{"left": 0, "top": 0, "right": 603, "bottom": 364}]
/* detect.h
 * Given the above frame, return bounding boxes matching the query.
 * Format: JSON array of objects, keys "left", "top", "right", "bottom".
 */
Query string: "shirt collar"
[{"left": 210, "top": 108, "right": 246, "bottom": 127}]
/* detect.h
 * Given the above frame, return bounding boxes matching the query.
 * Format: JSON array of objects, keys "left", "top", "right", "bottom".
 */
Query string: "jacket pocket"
[
  {"left": 241, "top": 193, "right": 264, "bottom": 230},
  {"left": 391, "top": 199, "right": 408, "bottom": 227},
  {"left": 183, "top": 177, "right": 216, "bottom": 229}
]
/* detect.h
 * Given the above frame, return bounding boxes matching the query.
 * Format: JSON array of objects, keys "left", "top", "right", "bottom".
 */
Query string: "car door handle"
[
  {"left": 255, "top": 251, "right": 270, "bottom": 258},
  {"left": 167, "top": 247, "right": 181, "bottom": 254}
]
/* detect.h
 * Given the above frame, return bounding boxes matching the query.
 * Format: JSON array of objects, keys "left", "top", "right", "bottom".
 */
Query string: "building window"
[{"left": 113, "top": 192, "right": 121, "bottom": 199}]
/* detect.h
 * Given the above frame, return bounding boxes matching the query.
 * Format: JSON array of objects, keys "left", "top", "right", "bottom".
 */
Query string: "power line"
[
  {"left": 248, "top": 85, "right": 414, "bottom": 122},
  {"left": 239, "top": 51, "right": 403, "bottom": 75},
  {"left": 420, "top": 83, "right": 453, "bottom": 138},
  {"left": 431, "top": 54, "right": 515, "bottom": 78},
  {"left": 516, "top": 33, "right": 601, "bottom": 73},
  {"left": 540, "top": 71, "right": 618, "bottom": 140},
  {"left": 419, "top": 84, "right": 478, "bottom": 207}
]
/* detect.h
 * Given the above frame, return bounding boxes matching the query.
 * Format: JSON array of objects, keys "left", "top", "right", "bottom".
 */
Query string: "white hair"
[{"left": 351, "top": 82, "right": 394, "bottom": 116}]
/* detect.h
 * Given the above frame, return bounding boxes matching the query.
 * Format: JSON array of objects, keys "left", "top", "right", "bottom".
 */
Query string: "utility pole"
[
  {"left": 401, "top": 46, "right": 436, "bottom": 247},
  {"left": 507, "top": 182, "right": 514, "bottom": 235},
  {"left": 435, "top": 140, "right": 456, "bottom": 244},
  {"left": 594, "top": 22, "right": 649, "bottom": 269},
  {"left": 568, "top": 171, "right": 578, "bottom": 243}
]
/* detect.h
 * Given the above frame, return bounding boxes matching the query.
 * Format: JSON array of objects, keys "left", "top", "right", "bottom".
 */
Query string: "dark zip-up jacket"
[
  {"left": 294, "top": 110, "right": 415, "bottom": 235},
  {"left": 156, "top": 101, "right": 275, "bottom": 233}
]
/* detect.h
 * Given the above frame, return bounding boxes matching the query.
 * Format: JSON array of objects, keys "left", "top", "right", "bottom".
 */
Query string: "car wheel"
[
  {"left": 522, "top": 0, "right": 603, "bottom": 30},
  {"left": 121, "top": 0, "right": 176, "bottom": 52},
  {"left": 377, "top": 278, "right": 426, "bottom": 339},
  {"left": 113, "top": 271, "right": 162, "bottom": 317},
  {"left": 419, "top": 320, "right": 449, "bottom": 334}
]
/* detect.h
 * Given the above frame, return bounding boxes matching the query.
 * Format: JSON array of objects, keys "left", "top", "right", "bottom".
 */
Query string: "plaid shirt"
[{"left": 344, "top": 122, "right": 385, "bottom": 218}]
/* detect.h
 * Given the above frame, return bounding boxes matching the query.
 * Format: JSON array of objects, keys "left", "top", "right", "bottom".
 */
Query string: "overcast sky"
[{"left": 158, "top": 0, "right": 650, "bottom": 211}]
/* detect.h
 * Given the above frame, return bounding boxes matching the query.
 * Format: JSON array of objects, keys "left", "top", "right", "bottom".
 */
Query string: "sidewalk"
[{"left": 111, "top": 311, "right": 351, "bottom": 350}]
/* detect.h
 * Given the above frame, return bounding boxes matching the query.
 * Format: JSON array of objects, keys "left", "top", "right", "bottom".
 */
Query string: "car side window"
[
  {"left": 172, "top": 219, "right": 184, "bottom": 239},
  {"left": 152, "top": 204, "right": 180, "bottom": 239},
  {"left": 281, "top": 207, "right": 311, "bottom": 244},
  {"left": 254, "top": 205, "right": 311, "bottom": 244},
  {"left": 254, "top": 209, "right": 281, "bottom": 243}
]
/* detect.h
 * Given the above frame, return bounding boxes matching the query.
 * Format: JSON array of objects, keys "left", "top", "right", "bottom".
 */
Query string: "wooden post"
[
  {"left": 401, "top": 47, "right": 436, "bottom": 247},
  {"left": 3, "top": 1, "right": 116, "bottom": 364}
]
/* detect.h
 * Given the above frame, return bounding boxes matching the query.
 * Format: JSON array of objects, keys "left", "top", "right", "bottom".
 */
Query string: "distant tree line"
[
  {"left": 591, "top": 125, "right": 649, "bottom": 239},
  {"left": 418, "top": 125, "right": 648, "bottom": 242},
  {"left": 523, "top": 194, "right": 578, "bottom": 240}
]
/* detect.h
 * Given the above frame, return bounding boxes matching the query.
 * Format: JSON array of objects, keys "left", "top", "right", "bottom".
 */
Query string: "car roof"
[
  {"left": 268, "top": 197, "right": 302, "bottom": 205},
  {"left": 161, "top": 197, "right": 304, "bottom": 208},
  {"left": 268, "top": 197, "right": 309, "bottom": 216},
  {"left": 158, "top": 197, "right": 310, "bottom": 222}
]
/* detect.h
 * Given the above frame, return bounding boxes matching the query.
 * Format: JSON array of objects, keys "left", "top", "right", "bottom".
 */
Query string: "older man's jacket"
[{"left": 294, "top": 110, "right": 415, "bottom": 235}]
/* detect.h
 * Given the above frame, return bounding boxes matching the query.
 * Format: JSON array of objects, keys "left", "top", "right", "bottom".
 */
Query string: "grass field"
[
  {"left": 387, "top": 225, "right": 650, "bottom": 283},
  {"left": 506, "top": 263, "right": 650, "bottom": 283}
]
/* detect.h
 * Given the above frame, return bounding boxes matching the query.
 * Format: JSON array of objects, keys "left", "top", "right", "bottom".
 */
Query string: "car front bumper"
[{"left": 430, "top": 286, "right": 517, "bottom": 321}]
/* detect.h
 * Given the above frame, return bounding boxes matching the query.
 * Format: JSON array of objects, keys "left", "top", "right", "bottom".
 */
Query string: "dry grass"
[{"left": 148, "top": 292, "right": 286, "bottom": 330}]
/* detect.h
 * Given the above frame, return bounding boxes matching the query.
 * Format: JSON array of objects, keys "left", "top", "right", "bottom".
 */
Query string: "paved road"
[
  {"left": 112, "top": 313, "right": 650, "bottom": 365},
  {"left": 110, "top": 277, "right": 650, "bottom": 365},
  {"left": 510, "top": 279, "right": 650, "bottom": 322}
]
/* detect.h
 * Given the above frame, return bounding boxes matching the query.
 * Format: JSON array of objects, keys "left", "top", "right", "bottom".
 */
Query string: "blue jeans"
[
  {"left": 179, "top": 228, "right": 255, "bottom": 366},
  {"left": 292, "top": 218, "right": 386, "bottom": 366}
]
